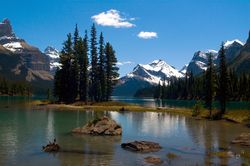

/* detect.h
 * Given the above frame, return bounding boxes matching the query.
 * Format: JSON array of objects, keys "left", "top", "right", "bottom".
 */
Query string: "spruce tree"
[
  {"left": 79, "top": 31, "right": 89, "bottom": 102},
  {"left": 90, "top": 24, "right": 99, "bottom": 101},
  {"left": 70, "top": 25, "right": 80, "bottom": 102},
  {"left": 98, "top": 32, "right": 107, "bottom": 101},
  {"left": 218, "top": 43, "right": 228, "bottom": 116},
  {"left": 105, "top": 42, "right": 119, "bottom": 100},
  {"left": 54, "top": 68, "right": 62, "bottom": 101},
  {"left": 205, "top": 54, "right": 216, "bottom": 117},
  {"left": 59, "top": 33, "right": 73, "bottom": 102}
]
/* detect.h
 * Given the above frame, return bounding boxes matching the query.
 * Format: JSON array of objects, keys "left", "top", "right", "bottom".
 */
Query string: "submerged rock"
[
  {"left": 42, "top": 139, "right": 60, "bottom": 152},
  {"left": 231, "top": 133, "right": 250, "bottom": 146},
  {"left": 121, "top": 141, "right": 162, "bottom": 152},
  {"left": 166, "top": 152, "right": 179, "bottom": 159},
  {"left": 144, "top": 156, "right": 163, "bottom": 165},
  {"left": 72, "top": 116, "right": 122, "bottom": 136}
]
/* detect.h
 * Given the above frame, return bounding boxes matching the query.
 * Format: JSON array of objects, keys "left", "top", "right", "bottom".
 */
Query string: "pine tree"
[
  {"left": 154, "top": 81, "right": 162, "bottom": 99},
  {"left": 218, "top": 43, "right": 228, "bottom": 116},
  {"left": 105, "top": 42, "right": 119, "bottom": 100},
  {"left": 54, "top": 68, "right": 62, "bottom": 101},
  {"left": 205, "top": 53, "right": 216, "bottom": 117},
  {"left": 90, "top": 24, "right": 100, "bottom": 101},
  {"left": 98, "top": 32, "right": 107, "bottom": 101},
  {"left": 70, "top": 25, "right": 80, "bottom": 101},
  {"left": 79, "top": 31, "right": 89, "bottom": 102},
  {"left": 56, "top": 33, "right": 73, "bottom": 102}
]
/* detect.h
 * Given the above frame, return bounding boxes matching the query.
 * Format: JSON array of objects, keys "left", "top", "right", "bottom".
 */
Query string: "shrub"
[{"left": 192, "top": 100, "right": 204, "bottom": 117}]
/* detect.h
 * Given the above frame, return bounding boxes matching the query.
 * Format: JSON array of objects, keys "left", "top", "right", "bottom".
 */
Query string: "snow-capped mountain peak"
[
  {"left": 224, "top": 39, "right": 244, "bottom": 48},
  {"left": 125, "top": 59, "right": 184, "bottom": 85},
  {"left": 44, "top": 46, "right": 60, "bottom": 59},
  {"left": 44, "top": 46, "right": 61, "bottom": 74}
]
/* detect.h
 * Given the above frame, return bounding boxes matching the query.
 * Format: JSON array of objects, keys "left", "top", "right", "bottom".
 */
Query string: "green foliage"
[
  {"left": 54, "top": 24, "right": 119, "bottom": 103},
  {"left": 205, "top": 53, "right": 216, "bottom": 116},
  {"left": 218, "top": 43, "right": 229, "bottom": 115},
  {"left": 0, "top": 75, "right": 31, "bottom": 96},
  {"left": 105, "top": 42, "right": 119, "bottom": 101},
  {"left": 98, "top": 32, "right": 107, "bottom": 101},
  {"left": 78, "top": 31, "right": 89, "bottom": 102},
  {"left": 90, "top": 24, "right": 100, "bottom": 101},
  {"left": 192, "top": 100, "right": 204, "bottom": 117}
]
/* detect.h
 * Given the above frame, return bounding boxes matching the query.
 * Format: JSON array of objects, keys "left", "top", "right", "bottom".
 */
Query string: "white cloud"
[
  {"left": 137, "top": 31, "right": 158, "bottom": 39},
  {"left": 91, "top": 9, "right": 135, "bottom": 28},
  {"left": 117, "top": 61, "right": 133, "bottom": 66}
]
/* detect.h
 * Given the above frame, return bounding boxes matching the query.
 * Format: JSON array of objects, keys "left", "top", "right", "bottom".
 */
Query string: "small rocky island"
[
  {"left": 42, "top": 139, "right": 60, "bottom": 152},
  {"left": 72, "top": 116, "right": 122, "bottom": 136},
  {"left": 121, "top": 141, "right": 162, "bottom": 152}
]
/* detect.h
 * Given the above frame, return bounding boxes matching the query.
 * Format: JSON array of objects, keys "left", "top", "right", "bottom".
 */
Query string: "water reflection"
[
  {"left": 112, "top": 96, "right": 250, "bottom": 110},
  {"left": 0, "top": 102, "right": 250, "bottom": 165}
]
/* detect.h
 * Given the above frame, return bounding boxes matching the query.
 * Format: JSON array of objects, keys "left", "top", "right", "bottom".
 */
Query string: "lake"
[
  {"left": 112, "top": 96, "right": 250, "bottom": 110},
  {"left": 0, "top": 97, "right": 250, "bottom": 165}
]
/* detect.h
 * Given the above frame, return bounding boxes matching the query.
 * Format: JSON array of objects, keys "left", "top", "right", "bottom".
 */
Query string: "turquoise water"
[
  {"left": 0, "top": 97, "right": 250, "bottom": 165},
  {"left": 112, "top": 96, "right": 250, "bottom": 110}
]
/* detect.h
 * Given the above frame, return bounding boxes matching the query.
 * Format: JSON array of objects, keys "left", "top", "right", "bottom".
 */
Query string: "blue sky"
[{"left": 1, "top": 0, "right": 250, "bottom": 76}]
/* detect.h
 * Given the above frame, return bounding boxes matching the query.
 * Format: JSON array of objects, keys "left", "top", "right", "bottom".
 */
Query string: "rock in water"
[
  {"left": 72, "top": 116, "right": 122, "bottom": 136},
  {"left": 42, "top": 139, "right": 60, "bottom": 152},
  {"left": 231, "top": 133, "right": 250, "bottom": 146},
  {"left": 121, "top": 141, "right": 162, "bottom": 152},
  {"left": 144, "top": 156, "right": 163, "bottom": 165}
]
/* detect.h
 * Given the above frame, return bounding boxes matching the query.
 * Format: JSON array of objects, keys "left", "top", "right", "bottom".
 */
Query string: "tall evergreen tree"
[
  {"left": 205, "top": 54, "right": 216, "bottom": 117},
  {"left": 90, "top": 24, "right": 100, "bottom": 101},
  {"left": 53, "top": 67, "right": 63, "bottom": 101},
  {"left": 98, "top": 32, "right": 107, "bottom": 101},
  {"left": 105, "top": 42, "right": 119, "bottom": 100},
  {"left": 218, "top": 43, "right": 228, "bottom": 116},
  {"left": 58, "top": 33, "right": 73, "bottom": 102},
  {"left": 70, "top": 25, "right": 80, "bottom": 101},
  {"left": 79, "top": 31, "right": 89, "bottom": 102},
  {"left": 154, "top": 81, "right": 162, "bottom": 99}
]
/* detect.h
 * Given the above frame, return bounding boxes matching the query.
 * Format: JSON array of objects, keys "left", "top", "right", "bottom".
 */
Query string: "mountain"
[
  {"left": 0, "top": 19, "right": 53, "bottom": 94},
  {"left": 179, "top": 64, "right": 188, "bottom": 74},
  {"left": 44, "top": 46, "right": 60, "bottom": 74},
  {"left": 113, "top": 60, "right": 184, "bottom": 96},
  {"left": 229, "top": 32, "right": 250, "bottom": 74},
  {"left": 186, "top": 40, "right": 244, "bottom": 75},
  {"left": 186, "top": 50, "right": 218, "bottom": 75}
]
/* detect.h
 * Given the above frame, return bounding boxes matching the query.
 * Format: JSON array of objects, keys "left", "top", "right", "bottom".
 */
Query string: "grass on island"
[{"left": 32, "top": 100, "right": 250, "bottom": 125}]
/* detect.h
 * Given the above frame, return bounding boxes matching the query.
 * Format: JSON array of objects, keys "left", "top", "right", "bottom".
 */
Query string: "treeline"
[
  {"left": 0, "top": 75, "right": 32, "bottom": 96},
  {"left": 54, "top": 24, "right": 119, "bottom": 103},
  {"left": 136, "top": 44, "right": 250, "bottom": 117}
]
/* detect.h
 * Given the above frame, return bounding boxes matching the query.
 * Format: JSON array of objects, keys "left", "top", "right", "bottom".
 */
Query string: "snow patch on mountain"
[
  {"left": 44, "top": 46, "right": 61, "bottom": 74},
  {"left": 224, "top": 39, "right": 244, "bottom": 48},
  {"left": 3, "top": 42, "right": 23, "bottom": 52},
  {"left": 122, "top": 59, "right": 184, "bottom": 85},
  {"left": 44, "top": 46, "right": 60, "bottom": 59},
  {"left": 179, "top": 64, "right": 188, "bottom": 74}
]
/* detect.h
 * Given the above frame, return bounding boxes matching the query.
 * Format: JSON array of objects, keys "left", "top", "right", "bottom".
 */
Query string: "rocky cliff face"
[
  {"left": 0, "top": 19, "right": 50, "bottom": 73},
  {"left": 0, "top": 18, "right": 53, "bottom": 94},
  {"left": 44, "top": 46, "right": 60, "bottom": 74},
  {"left": 186, "top": 40, "right": 244, "bottom": 75},
  {"left": 0, "top": 19, "right": 15, "bottom": 38},
  {"left": 229, "top": 31, "right": 250, "bottom": 73}
]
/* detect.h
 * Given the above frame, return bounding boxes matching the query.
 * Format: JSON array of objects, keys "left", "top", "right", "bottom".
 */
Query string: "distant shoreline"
[{"left": 32, "top": 100, "right": 250, "bottom": 126}]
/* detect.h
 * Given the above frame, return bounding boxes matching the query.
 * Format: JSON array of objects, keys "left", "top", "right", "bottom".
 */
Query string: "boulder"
[
  {"left": 72, "top": 116, "right": 122, "bottom": 136},
  {"left": 144, "top": 156, "right": 163, "bottom": 165},
  {"left": 231, "top": 133, "right": 250, "bottom": 146},
  {"left": 121, "top": 141, "right": 162, "bottom": 152}
]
